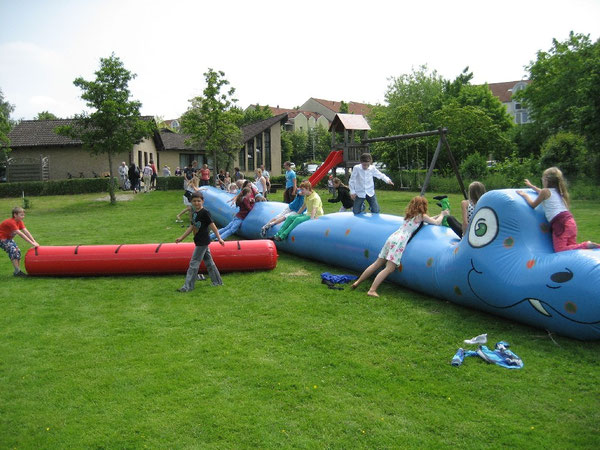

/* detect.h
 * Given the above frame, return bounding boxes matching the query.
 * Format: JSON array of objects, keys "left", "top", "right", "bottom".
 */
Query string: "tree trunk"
[{"left": 107, "top": 152, "right": 116, "bottom": 204}]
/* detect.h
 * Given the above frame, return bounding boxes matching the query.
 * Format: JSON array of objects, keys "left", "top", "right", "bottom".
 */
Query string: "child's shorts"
[{"left": 0, "top": 239, "right": 21, "bottom": 261}]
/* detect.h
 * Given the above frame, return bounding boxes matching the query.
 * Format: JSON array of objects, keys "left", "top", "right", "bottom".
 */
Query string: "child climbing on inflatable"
[
  {"left": 0, "top": 206, "right": 39, "bottom": 277},
  {"left": 273, "top": 181, "right": 323, "bottom": 241},
  {"left": 517, "top": 167, "right": 600, "bottom": 252},
  {"left": 210, "top": 187, "right": 254, "bottom": 241},
  {"left": 351, "top": 196, "right": 448, "bottom": 297},
  {"left": 260, "top": 190, "right": 305, "bottom": 237},
  {"left": 175, "top": 192, "right": 224, "bottom": 291},
  {"left": 445, "top": 181, "right": 486, "bottom": 238},
  {"left": 328, "top": 177, "right": 354, "bottom": 212}
]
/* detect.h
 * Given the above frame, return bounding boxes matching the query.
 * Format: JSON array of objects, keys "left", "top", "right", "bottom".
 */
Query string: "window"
[
  {"left": 264, "top": 129, "right": 271, "bottom": 171},
  {"left": 256, "top": 134, "right": 263, "bottom": 167},
  {"left": 238, "top": 147, "right": 246, "bottom": 171},
  {"left": 247, "top": 141, "right": 254, "bottom": 171}
]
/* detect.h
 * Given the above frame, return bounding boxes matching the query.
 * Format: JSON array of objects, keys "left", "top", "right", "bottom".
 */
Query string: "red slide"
[{"left": 308, "top": 150, "right": 343, "bottom": 186}]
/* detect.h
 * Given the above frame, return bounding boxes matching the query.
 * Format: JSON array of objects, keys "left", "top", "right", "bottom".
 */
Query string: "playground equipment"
[
  {"left": 308, "top": 114, "right": 467, "bottom": 200},
  {"left": 24, "top": 240, "right": 278, "bottom": 276},
  {"left": 201, "top": 186, "right": 600, "bottom": 340}
]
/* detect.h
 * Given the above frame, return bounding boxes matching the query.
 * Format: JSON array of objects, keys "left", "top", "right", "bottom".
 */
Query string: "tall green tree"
[
  {"left": 517, "top": 32, "right": 600, "bottom": 160},
  {"left": 180, "top": 69, "right": 242, "bottom": 173},
  {"left": 339, "top": 101, "right": 349, "bottom": 114},
  {"left": 35, "top": 111, "right": 59, "bottom": 120},
  {"left": 57, "top": 54, "right": 153, "bottom": 204}
]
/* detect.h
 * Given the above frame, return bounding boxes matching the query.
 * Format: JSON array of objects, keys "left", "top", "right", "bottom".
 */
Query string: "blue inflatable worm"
[{"left": 201, "top": 187, "right": 600, "bottom": 340}]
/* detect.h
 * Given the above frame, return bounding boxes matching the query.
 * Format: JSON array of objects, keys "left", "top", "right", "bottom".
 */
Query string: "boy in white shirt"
[{"left": 349, "top": 153, "right": 393, "bottom": 215}]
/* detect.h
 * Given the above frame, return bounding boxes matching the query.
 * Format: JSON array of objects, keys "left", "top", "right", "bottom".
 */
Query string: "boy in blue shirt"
[{"left": 283, "top": 161, "right": 297, "bottom": 204}]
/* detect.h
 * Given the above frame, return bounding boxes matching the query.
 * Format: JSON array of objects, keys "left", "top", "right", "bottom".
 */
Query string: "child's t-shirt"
[
  {"left": 285, "top": 169, "right": 296, "bottom": 189},
  {"left": 235, "top": 197, "right": 254, "bottom": 220},
  {"left": 0, "top": 218, "right": 25, "bottom": 240},
  {"left": 192, "top": 208, "right": 213, "bottom": 246}
]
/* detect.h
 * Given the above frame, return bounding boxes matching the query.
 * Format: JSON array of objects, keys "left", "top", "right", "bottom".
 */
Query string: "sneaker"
[
  {"left": 13, "top": 271, "right": 28, "bottom": 277},
  {"left": 176, "top": 287, "right": 188, "bottom": 292},
  {"left": 175, "top": 219, "right": 183, "bottom": 223},
  {"left": 197, "top": 274, "right": 206, "bottom": 281}
]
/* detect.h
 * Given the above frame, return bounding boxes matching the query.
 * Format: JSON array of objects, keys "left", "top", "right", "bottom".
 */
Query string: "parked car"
[{"left": 305, "top": 163, "right": 319, "bottom": 174}]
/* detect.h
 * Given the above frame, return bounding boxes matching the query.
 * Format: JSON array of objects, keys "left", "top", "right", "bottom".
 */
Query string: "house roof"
[
  {"left": 7, "top": 116, "right": 155, "bottom": 148},
  {"left": 157, "top": 129, "right": 195, "bottom": 151},
  {"left": 329, "top": 114, "right": 371, "bottom": 132},
  {"left": 266, "top": 106, "right": 323, "bottom": 121},
  {"left": 7, "top": 119, "right": 83, "bottom": 148},
  {"left": 487, "top": 80, "right": 531, "bottom": 103},
  {"left": 311, "top": 98, "right": 373, "bottom": 116},
  {"left": 242, "top": 113, "right": 288, "bottom": 142}
]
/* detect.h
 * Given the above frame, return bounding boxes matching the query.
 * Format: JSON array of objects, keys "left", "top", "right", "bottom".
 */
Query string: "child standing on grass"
[
  {"left": 351, "top": 196, "right": 448, "bottom": 297},
  {"left": 349, "top": 153, "right": 394, "bottom": 215},
  {"left": 0, "top": 207, "right": 39, "bottom": 277},
  {"left": 517, "top": 167, "right": 600, "bottom": 252},
  {"left": 175, "top": 192, "right": 224, "bottom": 292}
]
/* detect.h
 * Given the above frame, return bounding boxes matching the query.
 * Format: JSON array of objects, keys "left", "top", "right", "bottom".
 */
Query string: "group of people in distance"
[{"left": 118, "top": 160, "right": 161, "bottom": 194}]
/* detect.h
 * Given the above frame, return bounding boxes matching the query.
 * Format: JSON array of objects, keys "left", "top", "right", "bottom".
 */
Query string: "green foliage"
[
  {"left": 155, "top": 176, "right": 185, "bottom": 191},
  {"left": 34, "top": 111, "right": 59, "bottom": 120},
  {"left": 284, "top": 129, "right": 309, "bottom": 163},
  {"left": 540, "top": 132, "right": 588, "bottom": 179},
  {"left": 180, "top": 69, "right": 242, "bottom": 173},
  {"left": 236, "top": 104, "right": 273, "bottom": 127},
  {"left": 0, "top": 88, "right": 14, "bottom": 151},
  {"left": 492, "top": 152, "right": 539, "bottom": 187},
  {"left": 460, "top": 152, "right": 487, "bottom": 179},
  {"left": 0, "top": 178, "right": 117, "bottom": 197},
  {"left": 509, "top": 122, "right": 547, "bottom": 158},
  {"left": 432, "top": 103, "right": 515, "bottom": 162},
  {"left": 518, "top": 32, "right": 600, "bottom": 158},
  {"left": 339, "top": 100, "right": 349, "bottom": 113},
  {"left": 56, "top": 54, "right": 153, "bottom": 204}
]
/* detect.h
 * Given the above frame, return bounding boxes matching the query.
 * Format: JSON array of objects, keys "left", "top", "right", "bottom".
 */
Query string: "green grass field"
[{"left": 1, "top": 189, "right": 599, "bottom": 448}]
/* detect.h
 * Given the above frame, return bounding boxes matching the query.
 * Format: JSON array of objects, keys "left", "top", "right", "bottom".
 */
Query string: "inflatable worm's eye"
[{"left": 468, "top": 207, "right": 499, "bottom": 248}]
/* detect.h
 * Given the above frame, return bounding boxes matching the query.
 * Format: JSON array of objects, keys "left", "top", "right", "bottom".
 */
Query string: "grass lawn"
[{"left": 1, "top": 188, "right": 599, "bottom": 448}]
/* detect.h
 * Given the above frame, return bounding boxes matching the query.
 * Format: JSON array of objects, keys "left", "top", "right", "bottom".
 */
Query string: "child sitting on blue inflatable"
[
  {"left": 210, "top": 187, "right": 254, "bottom": 241},
  {"left": 273, "top": 181, "right": 323, "bottom": 242},
  {"left": 260, "top": 190, "right": 305, "bottom": 237},
  {"left": 351, "top": 196, "right": 448, "bottom": 297}
]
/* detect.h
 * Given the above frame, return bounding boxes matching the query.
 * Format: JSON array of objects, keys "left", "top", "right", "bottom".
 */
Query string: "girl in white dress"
[{"left": 351, "top": 196, "right": 448, "bottom": 297}]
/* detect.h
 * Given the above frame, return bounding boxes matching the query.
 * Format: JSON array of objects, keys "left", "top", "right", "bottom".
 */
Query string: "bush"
[
  {"left": 156, "top": 176, "right": 185, "bottom": 191},
  {"left": 460, "top": 152, "right": 487, "bottom": 179},
  {"left": 492, "top": 152, "right": 539, "bottom": 187},
  {"left": 540, "top": 132, "right": 588, "bottom": 179},
  {"left": 0, "top": 178, "right": 117, "bottom": 198}
]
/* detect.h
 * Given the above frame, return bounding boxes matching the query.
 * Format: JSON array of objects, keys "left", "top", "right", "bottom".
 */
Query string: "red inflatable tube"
[{"left": 24, "top": 240, "right": 278, "bottom": 276}]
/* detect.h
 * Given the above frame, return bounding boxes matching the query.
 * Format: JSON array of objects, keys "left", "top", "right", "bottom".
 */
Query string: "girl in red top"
[
  {"left": 0, "top": 207, "right": 39, "bottom": 277},
  {"left": 199, "top": 164, "right": 211, "bottom": 186}
]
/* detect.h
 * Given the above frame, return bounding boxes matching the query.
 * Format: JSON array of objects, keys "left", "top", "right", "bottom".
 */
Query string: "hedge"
[
  {"left": 0, "top": 178, "right": 118, "bottom": 198},
  {"left": 156, "top": 176, "right": 185, "bottom": 191}
]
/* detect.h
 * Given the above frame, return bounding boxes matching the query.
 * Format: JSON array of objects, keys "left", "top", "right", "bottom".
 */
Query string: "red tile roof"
[
  {"left": 265, "top": 106, "right": 323, "bottom": 121},
  {"left": 311, "top": 98, "right": 373, "bottom": 116},
  {"left": 486, "top": 80, "right": 530, "bottom": 103}
]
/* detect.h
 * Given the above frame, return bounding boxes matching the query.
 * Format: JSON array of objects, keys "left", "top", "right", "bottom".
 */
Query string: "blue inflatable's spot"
[
  {"left": 527, "top": 259, "right": 535, "bottom": 269},
  {"left": 503, "top": 237, "right": 514, "bottom": 248},
  {"left": 565, "top": 301, "right": 577, "bottom": 314},
  {"left": 426, "top": 258, "right": 433, "bottom": 267},
  {"left": 363, "top": 249, "right": 369, "bottom": 258},
  {"left": 454, "top": 286, "right": 462, "bottom": 296}
]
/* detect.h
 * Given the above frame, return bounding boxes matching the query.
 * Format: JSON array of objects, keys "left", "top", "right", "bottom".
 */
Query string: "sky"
[{"left": 1, "top": 0, "right": 599, "bottom": 121}]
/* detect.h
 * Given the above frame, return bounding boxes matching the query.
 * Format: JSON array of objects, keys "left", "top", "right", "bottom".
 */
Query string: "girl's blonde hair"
[
  {"left": 468, "top": 181, "right": 486, "bottom": 205},
  {"left": 12, "top": 206, "right": 24, "bottom": 217},
  {"left": 543, "top": 167, "right": 570, "bottom": 208},
  {"left": 404, "top": 196, "right": 428, "bottom": 221},
  {"left": 300, "top": 180, "right": 312, "bottom": 190}
]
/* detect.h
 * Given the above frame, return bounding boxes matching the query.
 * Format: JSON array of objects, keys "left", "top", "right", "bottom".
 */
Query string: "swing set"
[{"left": 362, "top": 127, "right": 467, "bottom": 199}]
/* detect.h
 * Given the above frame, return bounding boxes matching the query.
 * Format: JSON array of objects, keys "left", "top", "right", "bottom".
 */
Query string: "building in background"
[{"left": 487, "top": 80, "right": 532, "bottom": 125}]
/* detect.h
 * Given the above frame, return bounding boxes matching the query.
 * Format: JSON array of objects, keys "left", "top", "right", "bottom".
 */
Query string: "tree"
[
  {"left": 517, "top": 32, "right": 600, "bottom": 164},
  {"left": 236, "top": 104, "right": 272, "bottom": 127},
  {"left": 180, "top": 69, "right": 242, "bottom": 173},
  {"left": 540, "top": 132, "right": 588, "bottom": 179},
  {"left": 339, "top": 101, "right": 349, "bottom": 114},
  {"left": 57, "top": 54, "right": 153, "bottom": 204},
  {"left": 0, "top": 88, "right": 13, "bottom": 153},
  {"left": 35, "top": 111, "right": 59, "bottom": 120}
]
